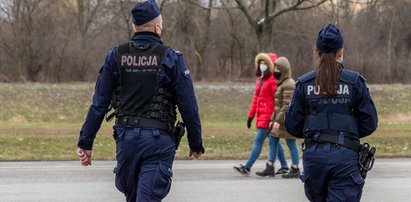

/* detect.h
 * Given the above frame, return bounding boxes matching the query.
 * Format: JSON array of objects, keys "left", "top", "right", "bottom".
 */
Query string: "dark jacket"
[
  {"left": 78, "top": 32, "right": 204, "bottom": 153},
  {"left": 285, "top": 67, "right": 378, "bottom": 140}
]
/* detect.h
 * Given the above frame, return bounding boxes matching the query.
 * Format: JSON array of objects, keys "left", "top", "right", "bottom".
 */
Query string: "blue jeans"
[
  {"left": 274, "top": 140, "right": 288, "bottom": 169},
  {"left": 245, "top": 128, "right": 287, "bottom": 169},
  {"left": 269, "top": 137, "right": 300, "bottom": 166}
]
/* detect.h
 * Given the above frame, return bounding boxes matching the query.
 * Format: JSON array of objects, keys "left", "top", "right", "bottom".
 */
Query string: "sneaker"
[
  {"left": 233, "top": 164, "right": 250, "bottom": 176},
  {"left": 275, "top": 167, "right": 289, "bottom": 175},
  {"left": 282, "top": 166, "right": 300, "bottom": 178},
  {"left": 256, "top": 163, "right": 275, "bottom": 177}
]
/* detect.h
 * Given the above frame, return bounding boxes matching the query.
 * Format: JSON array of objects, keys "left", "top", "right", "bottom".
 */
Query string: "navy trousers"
[
  {"left": 300, "top": 142, "right": 365, "bottom": 202},
  {"left": 113, "top": 125, "right": 175, "bottom": 202}
]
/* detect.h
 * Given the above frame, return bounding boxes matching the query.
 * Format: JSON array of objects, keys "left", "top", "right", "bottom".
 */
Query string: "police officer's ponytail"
[
  {"left": 315, "top": 51, "right": 340, "bottom": 96},
  {"left": 315, "top": 23, "right": 344, "bottom": 96}
]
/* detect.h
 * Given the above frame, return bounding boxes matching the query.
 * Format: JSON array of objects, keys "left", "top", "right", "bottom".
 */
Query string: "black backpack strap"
[
  {"left": 152, "top": 44, "right": 170, "bottom": 63},
  {"left": 117, "top": 42, "right": 131, "bottom": 66},
  {"left": 106, "top": 43, "right": 130, "bottom": 122},
  {"left": 117, "top": 42, "right": 131, "bottom": 54}
]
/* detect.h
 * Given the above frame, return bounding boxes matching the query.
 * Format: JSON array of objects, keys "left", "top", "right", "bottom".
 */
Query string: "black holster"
[
  {"left": 359, "top": 143, "right": 376, "bottom": 179},
  {"left": 172, "top": 121, "right": 185, "bottom": 150}
]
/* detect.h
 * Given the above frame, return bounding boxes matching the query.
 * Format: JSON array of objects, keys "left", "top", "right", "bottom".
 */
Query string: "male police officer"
[
  {"left": 76, "top": 1, "right": 205, "bottom": 201},
  {"left": 285, "top": 24, "right": 378, "bottom": 201}
]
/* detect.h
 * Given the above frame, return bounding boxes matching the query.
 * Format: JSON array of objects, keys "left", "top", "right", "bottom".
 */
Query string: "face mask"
[
  {"left": 259, "top": 64, "right": 267, "bottom": 73},
  {"left": 274, "top": 72, "right": 282, "bottom": 79}
]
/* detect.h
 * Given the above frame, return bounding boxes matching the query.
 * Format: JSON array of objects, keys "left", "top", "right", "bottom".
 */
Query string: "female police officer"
[{"left": 285, "top": 23, "right": 378, "bottom": 201}]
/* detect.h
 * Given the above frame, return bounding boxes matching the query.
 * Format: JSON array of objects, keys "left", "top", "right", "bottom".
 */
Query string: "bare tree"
[
  {"left": 0, "top": 0, "right": 411, "bottom": 83},
  {"left": 109, "top": 0, "right": 135, "bottom": 40},
  {"left": 70, "top": 0, "right": 105, "bottom": 45},
  {"left": 234, "top": 0, "right": 328, "bottom": 51},
  {"left": 0, "top": 0, "right": 46, "bottom": 81},
  {"left": 63, "top": 0, "right": 108, "bottom": 80},
  {"left": 180, "top": 0, "right": 214, "bottom": 81}
]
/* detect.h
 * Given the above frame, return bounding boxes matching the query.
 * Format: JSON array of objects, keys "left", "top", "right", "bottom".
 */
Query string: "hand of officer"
[
  {"left": 189, "top": 149, "right": 202, "bottom": 158},
  {"left": 273, "top": 122, "right": 281, "bottom": 135},
  {"left": 76, "top": 148, "right": 92, "bottom": 166},
  {"left": 247, "top": 117, "right": 253, "bottom": 129}
]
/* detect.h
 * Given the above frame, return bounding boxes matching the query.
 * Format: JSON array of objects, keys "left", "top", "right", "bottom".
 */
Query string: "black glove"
[{"left": 247, "top": 117, "right": 253, "bottom": 129}]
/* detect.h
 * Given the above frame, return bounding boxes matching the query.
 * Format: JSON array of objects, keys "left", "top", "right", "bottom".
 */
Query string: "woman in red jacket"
[{"left": 234, "top": 52, "right": 286, "bottom": 175}]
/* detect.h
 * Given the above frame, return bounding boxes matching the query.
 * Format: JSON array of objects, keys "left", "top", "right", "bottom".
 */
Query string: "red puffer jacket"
[{"left": 248, "top": 75, "right": 276, "bottom": 129}]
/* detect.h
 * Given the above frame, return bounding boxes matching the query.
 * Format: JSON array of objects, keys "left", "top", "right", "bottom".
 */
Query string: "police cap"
[
  {"left": 316, "top": 23, "right": 344, "bottom": 53},
  {"left": 131, "top": 0, "right": 161, "bottom": 26}
]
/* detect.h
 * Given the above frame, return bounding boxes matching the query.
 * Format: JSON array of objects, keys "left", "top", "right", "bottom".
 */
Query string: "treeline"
[{"left": 0, "top": 0, "right": 410, "bottom": 83}]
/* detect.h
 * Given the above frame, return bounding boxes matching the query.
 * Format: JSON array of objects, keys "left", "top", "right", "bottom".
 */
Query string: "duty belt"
[
  {"left": 116, "top": 116, "right": 170, "bottom": 132},
  {"left": 305, "top": 133, "right": 361, "bottom": 152}
]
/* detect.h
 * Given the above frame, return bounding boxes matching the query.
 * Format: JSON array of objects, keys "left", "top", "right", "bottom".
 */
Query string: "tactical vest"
[
  {"left": 107, "top": 42, "right": 176, "bottom": 132},
  {"left": 298, "top": 69, "right": 360, "bottom": 137}
]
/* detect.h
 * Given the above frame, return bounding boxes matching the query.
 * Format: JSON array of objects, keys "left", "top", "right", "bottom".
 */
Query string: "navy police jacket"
[
  {"left": 285, "top": 66, "right": 378, "bottom": 141},
  {"left": 78, "top": 32, "right": 204, "bottom": 152}
]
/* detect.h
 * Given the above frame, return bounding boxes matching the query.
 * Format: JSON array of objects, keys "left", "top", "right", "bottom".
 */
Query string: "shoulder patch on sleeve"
[
  {"left": 297, "top": 70, "right": 316, "bottom": 83},
  {"left": 173, "top": 49, "right": 183, "bottom": 55},
  {"left": 340, "top": 69, "right": 360, "bottom": 84},
  {"left": 184, "top": 69, "right": 190, "bottom": 76},
  {"left": 172, "top": 49, "right": 191, "bottom": 78}
]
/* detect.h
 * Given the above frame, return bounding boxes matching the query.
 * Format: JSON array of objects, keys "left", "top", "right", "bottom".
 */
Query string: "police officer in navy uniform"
[
  {"left": 76, "top": 1, "right": 204, "bottom": 201},
  {"left": 285, "top": 23, "right": 378, "bottom": 202}
]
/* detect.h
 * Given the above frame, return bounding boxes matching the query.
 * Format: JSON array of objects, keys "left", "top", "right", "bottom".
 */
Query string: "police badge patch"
[{"left": 184, "top": 69, "right": 190, "bottom": 76}]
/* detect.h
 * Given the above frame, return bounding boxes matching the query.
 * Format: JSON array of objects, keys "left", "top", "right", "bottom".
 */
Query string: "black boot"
[
  {"left": 233, "top": 164, "right": 250, "bottom": 176},
  {"left": 256, "top": 163, "right": 275, "bottom": 177},
  {"left": 282, "top": 166, "right": 300, "bottom": 178},
  {"left": 275, "top": 167, "right": 289, "bottom": 175}
]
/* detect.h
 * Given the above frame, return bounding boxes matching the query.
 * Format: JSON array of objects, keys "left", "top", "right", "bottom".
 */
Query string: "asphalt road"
[{"left": 0, "top": 159, "right": 410, "bottom": 202}]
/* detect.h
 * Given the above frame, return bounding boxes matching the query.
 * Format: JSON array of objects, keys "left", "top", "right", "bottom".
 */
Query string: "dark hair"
[
  {"left": 255, "top": 60, "right": 272, "bottom": 77},
  {"left": 315, "top": 51, "right": 340, "bottom": 96}
]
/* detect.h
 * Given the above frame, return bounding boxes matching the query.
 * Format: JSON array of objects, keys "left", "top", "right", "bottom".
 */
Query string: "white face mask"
[{"left": 259, "top": 64, "right": 268, "bottom": 73}]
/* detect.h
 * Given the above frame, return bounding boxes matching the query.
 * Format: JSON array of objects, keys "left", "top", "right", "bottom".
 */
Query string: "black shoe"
[
  {"left": 275, "top": 167, "right": 289, "bottom": 175},
  {"left": 256, "top": 163, "right": 275, "bottom": 177},
  {"left": 282, "top": 167, "right": 300, "bottom": 178},
  {"left": 233, "top": 164, "right": 250, "bottom": 176}
]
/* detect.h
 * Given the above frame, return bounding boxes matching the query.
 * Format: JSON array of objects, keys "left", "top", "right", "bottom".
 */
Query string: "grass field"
[{"left": 0, "top": 83, "right": 410, "bottom": 161}]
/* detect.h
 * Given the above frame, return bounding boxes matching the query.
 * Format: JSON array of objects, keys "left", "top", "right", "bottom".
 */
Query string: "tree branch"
[
  {"left": 247, "top": 0, "right": 257, "bottom": 10},
  {"left": 0, "top": 40, "right": 14, "bottom": 60},
  {"left": 159, "top": 0, "right": 167, "bottom": 12},
  {"left": 265, "top": 0, "right": 328, "bottom": 23},
  {"left": 346, "top": 0, "right": 379, "bottom": 5},
  {"left": 234, "top": 0, "right": 257, "bottom": 29},
  {"left": 85, "top": 0, "right": 102, "bottom": 33},
  {"left": 180, "top": 0, "right": 238, "bottom": 10}
]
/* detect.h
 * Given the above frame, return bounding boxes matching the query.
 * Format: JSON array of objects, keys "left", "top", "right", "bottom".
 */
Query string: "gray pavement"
[{"left": 0, "top": 159, "right": 410, "bottom": 202}]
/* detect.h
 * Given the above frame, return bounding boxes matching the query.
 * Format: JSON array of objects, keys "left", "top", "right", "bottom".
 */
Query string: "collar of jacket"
[
  {"left": 261, "top": 74, "right": 272, "bottom": 79},
  {"left": 258, "top": 74, "right": 272, "bottom": 86},
  {"left": 338, "top": 62, "right": 345, "bottom": 69},
  {"left": 277, "top": 71, "right": 290, "bottom": 81},
  {"left": 131, "top": 31, "right": 163, "bottom": 45}
]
